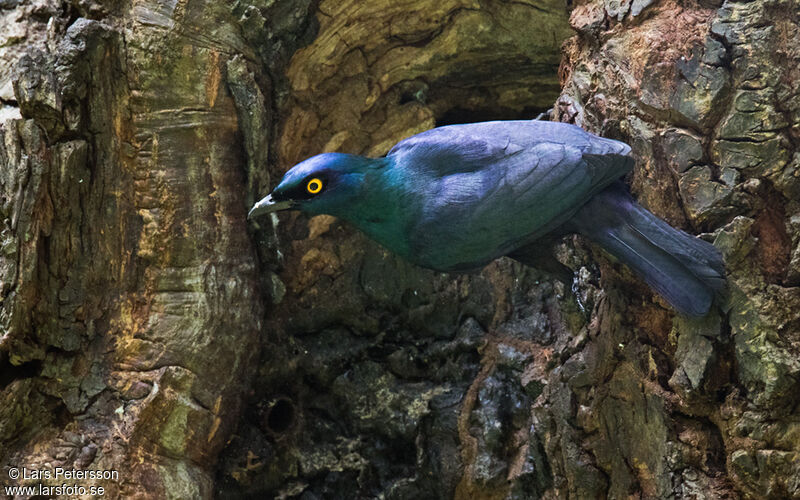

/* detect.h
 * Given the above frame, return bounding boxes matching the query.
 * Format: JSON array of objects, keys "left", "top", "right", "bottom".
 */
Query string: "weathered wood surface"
[{"left": 1, "top": 1, "right": 268, "bottom": 497}]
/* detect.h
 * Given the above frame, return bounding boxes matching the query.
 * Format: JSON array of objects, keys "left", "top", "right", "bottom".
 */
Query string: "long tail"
[{"left": 568, "top": 182, "right": 726, "bottom": 317}]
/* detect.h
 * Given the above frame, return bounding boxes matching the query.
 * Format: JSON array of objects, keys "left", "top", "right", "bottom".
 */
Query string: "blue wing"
[
  {"left": 387, "top": 120, "right": 630, "bottom": 174},
  {"left": 387, "top": 121, "right": 633, "bottom": 271}
]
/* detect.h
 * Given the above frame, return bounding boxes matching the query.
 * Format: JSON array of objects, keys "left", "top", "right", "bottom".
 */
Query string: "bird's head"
[{"left": 248, "top": 153, "right": 379, "bottom": 220}]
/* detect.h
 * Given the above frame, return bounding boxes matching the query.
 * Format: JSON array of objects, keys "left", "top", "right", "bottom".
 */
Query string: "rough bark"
[
  {"left": 0, "top": 1, "right": 283, "bottom": 497},
  {"left": 1, "top": 0, "right": 798, "bottom": 499},
  {"left": 551, "top": 0, "right": 800, "bottom": 497}
]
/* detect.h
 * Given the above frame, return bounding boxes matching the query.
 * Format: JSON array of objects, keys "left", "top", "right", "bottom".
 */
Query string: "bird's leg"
[
  {"left": 507, "top": 239, "right": 573, "bottom": 285},
  {"left": 534, "top": 108, "right": 554, "bottom": 121}
]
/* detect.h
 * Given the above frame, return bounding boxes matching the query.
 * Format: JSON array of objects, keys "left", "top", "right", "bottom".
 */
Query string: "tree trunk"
[
  {"left": 2, "top": 0, "right": 798, "bottom": 499},
  {"left": 0, "top": 1, "right": 287, "bottom": 497}
]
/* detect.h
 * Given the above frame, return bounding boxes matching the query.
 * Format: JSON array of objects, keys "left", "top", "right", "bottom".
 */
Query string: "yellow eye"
[{"left": 306, "top": 178, "right": 323, "bottom": 194}]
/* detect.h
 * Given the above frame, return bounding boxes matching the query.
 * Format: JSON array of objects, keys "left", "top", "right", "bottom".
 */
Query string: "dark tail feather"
[{"left": 569, "top": 182, "right": 726, "bottom": 317}]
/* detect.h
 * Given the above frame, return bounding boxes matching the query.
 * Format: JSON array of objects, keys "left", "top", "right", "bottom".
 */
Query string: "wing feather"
[
  {"left": 388, "top": 120, "right": 630, "bottom": 176},
  {"left": 398, "top": 127, "right": 633, "bottom": 270}
]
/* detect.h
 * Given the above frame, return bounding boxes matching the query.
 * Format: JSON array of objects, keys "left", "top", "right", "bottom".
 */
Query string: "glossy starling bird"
[{"left": 249, "top": 120, "right": 725, "bottom": 316}]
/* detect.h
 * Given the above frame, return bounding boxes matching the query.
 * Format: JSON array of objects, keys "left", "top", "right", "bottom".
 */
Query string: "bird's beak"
[{"left": 248, "top": 194, "right": 294, "bottom": 219}]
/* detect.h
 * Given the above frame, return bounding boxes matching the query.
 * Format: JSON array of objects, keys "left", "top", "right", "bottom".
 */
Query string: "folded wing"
[{"left": 388, "top": 121, "right": 633, "bottom": 271}]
